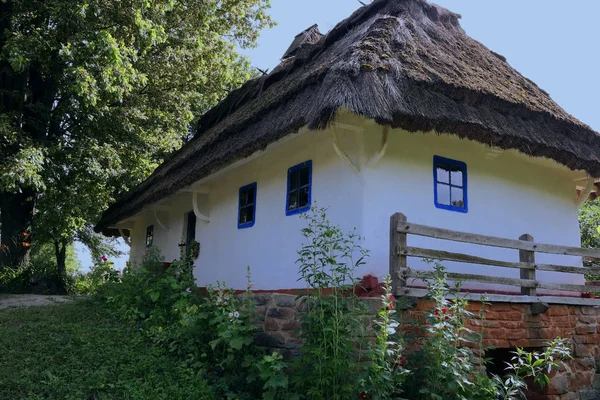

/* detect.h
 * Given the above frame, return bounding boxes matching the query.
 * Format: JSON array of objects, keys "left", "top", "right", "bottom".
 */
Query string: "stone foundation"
[{"left": 250, "top": 292, "right": 600, "bottom": 399}]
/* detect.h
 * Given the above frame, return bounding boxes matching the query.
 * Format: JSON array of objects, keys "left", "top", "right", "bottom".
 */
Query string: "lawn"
[{"left": 0, "top": 299, "right": 215, "bottom": 400}]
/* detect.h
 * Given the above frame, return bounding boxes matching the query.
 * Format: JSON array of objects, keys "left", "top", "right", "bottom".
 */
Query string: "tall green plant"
[
  {"left": 362, "top": 275, "right": 409, "bottom": 399},
  {"left": 403, "top": 261, "right": 572, "bottom": 400},
  {"left": 293, "top": 207, "right": 369, "bottom": 400}
]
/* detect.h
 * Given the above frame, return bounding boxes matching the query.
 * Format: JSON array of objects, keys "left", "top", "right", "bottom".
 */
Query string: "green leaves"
[{"left": 1, "top": 0, "right": 274, "bottom": 268}]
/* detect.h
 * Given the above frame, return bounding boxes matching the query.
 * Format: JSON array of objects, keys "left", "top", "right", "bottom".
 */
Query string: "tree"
[
  {"left": 579, "top": 201, "right": 600, "bottom": 249},
  {"left": 0, "top": 0, "right": 273, "bottom": 284}
]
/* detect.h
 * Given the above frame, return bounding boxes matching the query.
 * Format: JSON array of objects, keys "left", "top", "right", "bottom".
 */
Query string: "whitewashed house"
[{"left": 96, "top": 0, "right": 600, "bottom": 294}]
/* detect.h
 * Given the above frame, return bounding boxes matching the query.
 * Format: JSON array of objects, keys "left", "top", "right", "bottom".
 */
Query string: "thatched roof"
[{"left": 95, "top": 0, "right": 600, "bottom": 233}]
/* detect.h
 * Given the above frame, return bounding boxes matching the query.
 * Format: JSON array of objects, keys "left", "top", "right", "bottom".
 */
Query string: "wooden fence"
[{"left": 389, "top": 213, "right": 600, "bottom": 306}]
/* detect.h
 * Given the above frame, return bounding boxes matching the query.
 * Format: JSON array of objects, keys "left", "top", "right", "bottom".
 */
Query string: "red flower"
[
  {"left": 101, "top": 255, "right": 108, "bottom": 262},
  {"left": 444, "top": 315, "right": 449, "bottom": 321},
  {"left": 387, "top": 294, "right": 395, "bottom": 310},
  {"left": 434, "top": 310, "right": 439, "bottom": 316},
  {"left": 441, "top": 307, "right": 448, "bottom": 313},
  {"left": 359, "top": 392, "right": 368, "bottom": 399},
  {"left": 393, "top": 356, "right": 407, "bottom": 368}
]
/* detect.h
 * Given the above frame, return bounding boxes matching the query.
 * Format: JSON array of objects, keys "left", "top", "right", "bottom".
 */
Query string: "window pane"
[
  {"left": 146, "top": 225, "right": 154, "bottom": 247},
  {"left": 450, "top": 169, "right": 463, "bottom": 187},
  {"left": 299, "top": 187, "right": 309, "bottom": 208},
  {"left": 239, "top": 190, "right": 248, "bottom": 207},
  {"left": 288, "top": 190, "right": 299, "bottom": 210},
  {"left": 436, "top": 183, "right": 450, "bottom": 205},
  {"left": 299, "top": 166, "right": 310, "bottom": 186},
  {"left": 186, "top": 212, "right": 196, "bottom": 245},
  {"left": 245, "top": 206, "right": 254, "bottom": 223},
  {"left": 436, "top": 167, "right": 450, "bottom": 184},
  {"left": 246, "top": 186, "right": 255, "bottom": 205},
  {"left": 289, "top": 170, "right": 300, "bottom": 190},
  {"left": 239, "top": 207, "right": 249, "bottom": 224},
  {"left": 451, "top": 186, "right": 464, "bottom": 208}
]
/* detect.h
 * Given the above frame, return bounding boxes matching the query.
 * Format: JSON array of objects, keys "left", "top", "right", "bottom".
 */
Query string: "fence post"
[
  {"left": 519, "top": 233, "right": 536, "bottom": 296},
  {"left": 390, "top": 213, "right": 407, "bottom": 296}
]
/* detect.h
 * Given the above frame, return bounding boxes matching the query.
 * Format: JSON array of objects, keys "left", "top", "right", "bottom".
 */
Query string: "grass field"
[{"left": 0, "top": 300, "right": 214, "bottom": 400}]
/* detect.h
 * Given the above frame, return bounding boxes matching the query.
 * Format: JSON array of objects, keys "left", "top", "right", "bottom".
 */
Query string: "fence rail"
[{"left": 389, "top": 212, "right": 600, "bottom": 305}]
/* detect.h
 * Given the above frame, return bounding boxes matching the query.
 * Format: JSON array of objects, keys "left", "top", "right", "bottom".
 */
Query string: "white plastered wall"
[{"left": 127, "top": 112, "right": 585, "bottom": 292}]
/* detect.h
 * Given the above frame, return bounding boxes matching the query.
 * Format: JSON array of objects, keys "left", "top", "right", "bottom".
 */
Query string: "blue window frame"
[
  {"left": 238, "top": 182, "right": 257, "bottom": 229},
  {"left": 286, "top": 160, "right": 312, "bottom": 215},
  {"left": 433, "top": 155, "right": 468, "bottom": 213},
  {"left": 145, "top": 225, "right": 154, "bottom": 248}
]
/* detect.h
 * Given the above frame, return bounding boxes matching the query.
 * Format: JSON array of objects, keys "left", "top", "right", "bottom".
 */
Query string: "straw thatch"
[{"left": 96, "top": 0, "right": 600, "bottom": 233}]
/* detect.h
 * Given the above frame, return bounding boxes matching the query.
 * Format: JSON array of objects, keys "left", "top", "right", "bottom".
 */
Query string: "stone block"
[
  {"left": 267, "top": 307, "right": 295, "bottom": 320},
  {"left": 254, "top": 293, "right": 274, "bottom": 306},
  {"left": 575, "top": 344, "right": 592, "bottom": 359},
  {"left": 274, "top": 294, "right": 296, "bottom": 308},
  {"left": 579, "top": 390, "right": 599, "bottom": 400},
  {"left": 579, "top": 315, "right": 598, "bottom": 325},
  {"left": 531, "top": 302, "right": 550, "bottom": 315},
  {"left": 548, "top": 374, "right": 569, "bottom": 395},
  {"left": 593, "top": 374, "right": 600, "bottom": 390},
  {"left": 577, "top": 325, "right": 597, "bottom": 335},
  {"left": 254, "top": 331, "right": 285, "bottom": 348},
  {"left": 264, "top": 318, "right": 280, "bottom": 332},
  {"left": 254, "top": 306, "right": 267, "bottom": 316},
  {"left": 360, "top": 298, "right": 382, "bottom": 313},
  {"left": 281, "top": 319, "right": 301, "bottom": 331}
]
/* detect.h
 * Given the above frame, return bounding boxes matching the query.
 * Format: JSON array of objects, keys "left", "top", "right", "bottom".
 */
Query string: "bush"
[
  {"left": 71, "top": 260, "right": 121, "bottom": 295},
  {"left": 100, "top": 249, "right": 282, "bottom": 399}
]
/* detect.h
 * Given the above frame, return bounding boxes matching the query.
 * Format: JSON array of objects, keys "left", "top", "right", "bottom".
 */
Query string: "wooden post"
[
  {"left": 519, "top": 233, "right": 536, "bottom": 296},
  {"left": 390, "top": 213, "right": 407, "bottom": 296}
]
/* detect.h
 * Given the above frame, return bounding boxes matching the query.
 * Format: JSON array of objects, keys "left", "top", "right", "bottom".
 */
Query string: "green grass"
[{"left": 0, "top": 300, "right": 215, "bottom": 400}]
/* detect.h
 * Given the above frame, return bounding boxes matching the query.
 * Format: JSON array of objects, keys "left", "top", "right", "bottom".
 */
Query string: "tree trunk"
[
  {"left": 0, "top": 190, "right": 34, "bottom": 268},
  {"left": 54, "top": 239, "right": 67, "bottom": 294}
]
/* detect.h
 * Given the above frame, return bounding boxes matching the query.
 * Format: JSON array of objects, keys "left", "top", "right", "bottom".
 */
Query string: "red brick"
[
  {"left": 504, "top": 329, "right": 529, "bottom": 340},
  {"left": 415, "top": 299, "right": 434, "bottom": 311},
  {"left": 499, "top": 321, "right": 529, "bottom": 329},
  {"left": 482, "top": 339, "right": 510, "bottom": 348},
  {"left": 547, "top": 306, "right": 570, "bottom": 316}
]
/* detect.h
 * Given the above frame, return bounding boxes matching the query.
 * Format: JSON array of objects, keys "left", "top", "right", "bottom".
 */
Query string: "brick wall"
[{"left": 249, "top": 292, "right": 600, "bottom": 399}]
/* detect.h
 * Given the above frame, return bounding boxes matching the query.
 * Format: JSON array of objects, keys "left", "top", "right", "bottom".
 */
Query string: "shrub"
[
  {"left": 71, "top": 260, "right": 121, "bottom": 295},
  {"left": 101, "top": 250, "right": 283, "bottom": 399}
]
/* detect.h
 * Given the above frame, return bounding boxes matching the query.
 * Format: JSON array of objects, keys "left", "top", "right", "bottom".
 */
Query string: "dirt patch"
[{"left": 0, "top": 294, "right": 76, "bottom": 309}]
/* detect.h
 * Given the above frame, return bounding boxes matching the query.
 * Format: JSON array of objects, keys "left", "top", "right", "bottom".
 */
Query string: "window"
[
  {"left": 238, "top": 182, "right": 257, "bottom": 229},
  {"left": 434, "top": 155, "right": 467, "bottom": 213},
  {"left": 185, "top": 211, "right": 196, "bottom": 252},
  {"left": 286, "top": 160, "right": 312, "bottom": 215},
  {"left": 145, "top": 225, "right": 154, "bottom": 248}
]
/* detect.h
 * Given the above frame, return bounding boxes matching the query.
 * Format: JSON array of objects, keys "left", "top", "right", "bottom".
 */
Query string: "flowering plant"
[{"left": 362, "top": 275, "right": 409, "bottom": 399}]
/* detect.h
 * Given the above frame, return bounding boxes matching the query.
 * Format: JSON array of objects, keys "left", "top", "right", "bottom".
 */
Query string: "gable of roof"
[{"left": 95, "top": 0, "right": 600, "bottom": 233}]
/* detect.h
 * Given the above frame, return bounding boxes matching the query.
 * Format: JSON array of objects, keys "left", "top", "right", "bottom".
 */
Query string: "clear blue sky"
[{"left": 78, "top": 0, "right": 600, "bottom": 271}]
